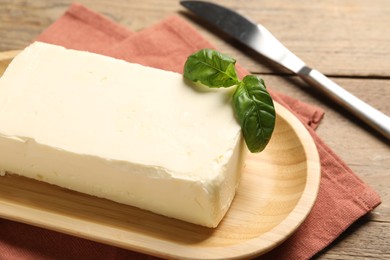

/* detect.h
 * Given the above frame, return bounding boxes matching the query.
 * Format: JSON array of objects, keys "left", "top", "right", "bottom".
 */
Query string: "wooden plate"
[{"left": 0, "top": 51, "right": 320, "bottom": 259}]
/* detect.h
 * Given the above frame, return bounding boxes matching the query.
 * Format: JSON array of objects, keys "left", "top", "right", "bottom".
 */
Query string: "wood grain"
[
  {"left": 0, "top": 72, "right": 321, "bottom": 259},
  {"left": 1, "top": 0, "right": 390, "bottom": 77},
  {"left": 0, "top": 0, "right": 389, "bottom": 259},
  {"left": 0, "top": 50, "right": 19, "bottom": 73},
  {"left": 265, "top": 75, "right": 390, "bottom": 223}
]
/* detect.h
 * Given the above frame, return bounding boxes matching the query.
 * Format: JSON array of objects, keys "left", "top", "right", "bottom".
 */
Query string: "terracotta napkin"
[{"left": 0, "top": 4, "right": 381, "bottom": 260}]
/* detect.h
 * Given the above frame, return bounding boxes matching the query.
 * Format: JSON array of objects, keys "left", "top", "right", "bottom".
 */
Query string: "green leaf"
[
  {"left": 183, "top": 49, "right": 239, "bottom": 88},
  {"left": 233, "top": 75, "right": 275, "bottom": 153},
  {"left": 183, "top": 49, "right": 276, "bottom": 153}
]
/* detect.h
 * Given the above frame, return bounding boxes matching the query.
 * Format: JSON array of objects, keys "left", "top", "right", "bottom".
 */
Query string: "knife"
[{"left": 180, "top": 0, "right": 390, "bottom": 140}]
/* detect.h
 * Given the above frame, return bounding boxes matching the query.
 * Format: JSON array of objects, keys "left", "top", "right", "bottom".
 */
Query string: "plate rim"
[
  {"left": 0, "top": 102, "right": 321, "bottom": 260},
  {"left": 0, "top": 52, "right": 321, "bottom": 259}
]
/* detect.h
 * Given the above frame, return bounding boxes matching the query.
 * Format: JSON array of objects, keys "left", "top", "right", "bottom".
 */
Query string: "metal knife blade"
[
  {"left": 180, "top": 0, "right": 390, "bottom": 140},
  {"left": 180, "top": 0, "right": 306, "bottom": 74}
]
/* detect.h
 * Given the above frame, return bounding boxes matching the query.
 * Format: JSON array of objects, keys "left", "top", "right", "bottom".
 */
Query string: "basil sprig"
[{"left": 184, "top": 49, "right": 275, "bottom": 153}]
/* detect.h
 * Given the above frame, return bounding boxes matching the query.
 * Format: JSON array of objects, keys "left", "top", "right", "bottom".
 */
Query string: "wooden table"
[{"left": 1, "top": 0, "right": 389, "bottom": 258}]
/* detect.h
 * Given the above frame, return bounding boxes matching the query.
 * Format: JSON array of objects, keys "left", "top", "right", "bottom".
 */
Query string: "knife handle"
[{"left": 298, "top": 68, "right": 390, "bottom": 140}]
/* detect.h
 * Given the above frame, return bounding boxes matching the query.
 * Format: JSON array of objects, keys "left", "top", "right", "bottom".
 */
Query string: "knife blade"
[{"left": 180, "top": 0, "right": 390, "bottom": 140}]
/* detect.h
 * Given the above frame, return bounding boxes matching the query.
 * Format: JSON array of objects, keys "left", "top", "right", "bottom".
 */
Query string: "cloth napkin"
[{"left": 0, "top": 4, "right": 381, "bottom": 260}]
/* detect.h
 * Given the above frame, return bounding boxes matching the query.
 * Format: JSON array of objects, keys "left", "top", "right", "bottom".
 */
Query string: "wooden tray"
[{"left": 0, "top": 51, "right": 321, "bottom": 259}]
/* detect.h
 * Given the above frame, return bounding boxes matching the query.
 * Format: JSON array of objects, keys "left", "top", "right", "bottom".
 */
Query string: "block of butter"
[{"left": 0, "top": 42, "right": 243, "bottom": 227}]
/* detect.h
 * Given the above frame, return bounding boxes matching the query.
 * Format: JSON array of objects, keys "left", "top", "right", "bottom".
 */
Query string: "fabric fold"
[
  {"left": 0, "top": 3, "right": 381, "bottom": 260},
  {"left": 37, "top": 3, "right": 132, "bottom": 53}
]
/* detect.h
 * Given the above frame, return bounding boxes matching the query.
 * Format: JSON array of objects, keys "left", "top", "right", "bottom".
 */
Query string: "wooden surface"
[
  {"left": 0, "top": 98, "right": 321, "bottom": 259},
  {"left": 0, "top": 0, "right": 389, "bottom": 258}
]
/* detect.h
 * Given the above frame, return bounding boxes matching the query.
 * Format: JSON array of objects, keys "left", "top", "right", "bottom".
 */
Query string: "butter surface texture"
[{"left": 0, "top": 42, "right": 243, "bottom": 227}]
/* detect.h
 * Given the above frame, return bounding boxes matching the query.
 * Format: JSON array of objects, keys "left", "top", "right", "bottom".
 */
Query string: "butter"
[{"left": 0, "top": 42, "right": 243, "bottom": 227}]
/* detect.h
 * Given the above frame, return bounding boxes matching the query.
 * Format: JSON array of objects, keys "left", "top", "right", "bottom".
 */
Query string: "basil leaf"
[
  {"left": 233, "top": 75, "right": 275, "bottom": 153},
  {"left": 183, "top": 49, "right": 276, "bottom": 153},
  {"left": 183, "top": 49, "right": 239, "bottom": 88}
]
